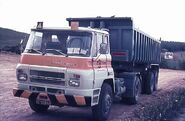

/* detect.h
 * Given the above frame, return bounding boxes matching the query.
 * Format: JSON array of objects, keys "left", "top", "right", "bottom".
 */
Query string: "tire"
[
  {"left": 141, "top": 73, "right": 146, "bottom": 94},
  {"left": 153, "top": 70, "right": 159, "bottom": 91},
  {"left": 124, "top": 76, "right": 141, "bottom": 105},
  {"left": 145, "top": 71, "right": 155, "bottom": 94},
  {"left": 29, "top": 97, "right": 49, "bottom": 113},
  {"left": 92, "top": 83, "right": 113, "bottom": 121}
]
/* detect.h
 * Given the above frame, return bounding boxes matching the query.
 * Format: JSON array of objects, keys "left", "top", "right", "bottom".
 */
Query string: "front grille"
[
  {"left": 30, "top": 70, "right": 65, "bottom": 78},
  {"left": 30, "top": 70, "right": 65, "bottom": 86}
]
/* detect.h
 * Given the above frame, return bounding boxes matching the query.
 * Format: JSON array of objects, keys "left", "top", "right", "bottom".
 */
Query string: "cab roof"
[{"left": 31, "top": 27, "right": 109, "bottom": 35}]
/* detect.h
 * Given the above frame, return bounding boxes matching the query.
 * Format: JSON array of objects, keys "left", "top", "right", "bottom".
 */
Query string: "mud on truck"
[{"left": 13, "top": 17, "right": 161, "bottom": 121}]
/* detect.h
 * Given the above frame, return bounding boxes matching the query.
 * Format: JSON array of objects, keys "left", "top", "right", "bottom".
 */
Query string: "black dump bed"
[{"left": 67, "top": 17, "right": 161, "bottom": 65}]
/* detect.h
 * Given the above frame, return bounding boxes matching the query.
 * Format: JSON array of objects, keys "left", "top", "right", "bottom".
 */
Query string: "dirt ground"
[{"left": 0, "top": 52, "right": 185, "bottom": 121}]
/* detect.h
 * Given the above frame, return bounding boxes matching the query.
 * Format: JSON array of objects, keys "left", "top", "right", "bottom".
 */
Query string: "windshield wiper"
[
  {"left": 46, "top": 49, "right": 67, "bottom": 57},
  {"left": 55, "top": 49, "right": 68, "bottom": 57},
  {"left": 26, "top": 49, "right": 43, "bottom": 54}
]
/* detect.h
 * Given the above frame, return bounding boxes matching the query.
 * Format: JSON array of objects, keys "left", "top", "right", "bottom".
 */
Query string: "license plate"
[
  {"left": 36, "top": 99, "right": 51, "bottom": 105},
  {"left": 36, "top": 93, "right": 51, "bottom": 105}
]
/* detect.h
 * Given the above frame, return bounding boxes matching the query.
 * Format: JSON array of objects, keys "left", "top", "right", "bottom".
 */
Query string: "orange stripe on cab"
[
  {"left": 20, "top": 54, "right": 112, "bottom": 69},
  {"left": 20, "top": 54, "right": 93, "bottom": 69}
]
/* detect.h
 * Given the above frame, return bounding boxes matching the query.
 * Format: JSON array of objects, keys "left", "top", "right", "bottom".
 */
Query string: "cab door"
[{"left": 92, "top": 33, "right": 109, "bottom": 89}]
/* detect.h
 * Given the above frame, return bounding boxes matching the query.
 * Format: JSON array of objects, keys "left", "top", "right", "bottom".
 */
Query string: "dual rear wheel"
[
  {"left": 122, "top": 69, "right": 159, "bottom": 105},
  {"left": 144, "top": 70, "right": 159, "bottom": 94},
  {"left": 122, "top": 75, "right": 141, "bottom": 105}
]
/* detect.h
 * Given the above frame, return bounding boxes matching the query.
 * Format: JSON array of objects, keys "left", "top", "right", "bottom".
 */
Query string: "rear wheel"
[
  {"left": 145, "top": 71, "right": 155, "bottom": 94},
  {"left": 123, "top": 76, "right": 141, "bottom": 105},
  {"left": 29, "top": 97, "right": 49, "bottom": 113},
  {"left": 153, "top": 70, "right": 159, "bottom": 91},
  {"left": 92, "top": 83, "right": 113, "bottom": 121}
]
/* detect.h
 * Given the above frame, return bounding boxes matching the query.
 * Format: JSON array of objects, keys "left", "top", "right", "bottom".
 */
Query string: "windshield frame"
[{"left": 24, "top": 29, "right": 93, "bottom": 57}]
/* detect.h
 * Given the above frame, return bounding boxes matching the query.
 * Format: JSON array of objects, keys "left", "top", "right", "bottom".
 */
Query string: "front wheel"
[
  {"left": 92, "top": 83, "right": 113, "bottom": 121},
  {"left": 29, "top": 98, "right": 49, "bottom": 113}
]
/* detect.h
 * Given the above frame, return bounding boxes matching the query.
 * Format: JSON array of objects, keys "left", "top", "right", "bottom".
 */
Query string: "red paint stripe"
[{"left": 20, "top": 54, "right": 112, "bottom": 69}]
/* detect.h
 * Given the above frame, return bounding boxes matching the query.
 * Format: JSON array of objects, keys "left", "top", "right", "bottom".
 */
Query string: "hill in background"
[{"left": 0, "top": 27, "right": 29, "bottom": 53}]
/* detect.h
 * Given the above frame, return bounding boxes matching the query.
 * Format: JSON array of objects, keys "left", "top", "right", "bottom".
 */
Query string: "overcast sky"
[{"left": 0, "top": 0, "right": 184, "bottom": 42}]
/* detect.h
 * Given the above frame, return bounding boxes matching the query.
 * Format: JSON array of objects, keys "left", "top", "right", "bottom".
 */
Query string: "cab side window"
[
  {"left": 97, "top": 33, "right": 103, "bottom": 52},
  {"left": 92, "top": 33, "right": 109, "bottom": 56},
  {"left": 92, "top": 34, "right": 97, "bottom": 57},
  {"left": 103, "top": 35, "right": 109, "bottom": 54},
  {"left": 98, "top": 33, "right": 109, "bottom": 54}
]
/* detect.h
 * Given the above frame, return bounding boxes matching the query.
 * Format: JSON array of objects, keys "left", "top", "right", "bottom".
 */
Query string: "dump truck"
[{"left": 13, "top": 17, "right": 161, "bottom": 121}]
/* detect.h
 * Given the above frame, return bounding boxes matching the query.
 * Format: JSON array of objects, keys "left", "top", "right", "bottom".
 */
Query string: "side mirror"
[
  {"left": 100, "top": 43, "right": 108, "bottom": 54},
  {"left": 20, "top": 39, "right": 24, "bottom": 54}
]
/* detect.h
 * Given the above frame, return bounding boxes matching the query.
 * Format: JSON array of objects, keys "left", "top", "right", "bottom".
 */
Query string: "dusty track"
[{"left": 0, "top": 52, "right": 185, "bottom": 121}]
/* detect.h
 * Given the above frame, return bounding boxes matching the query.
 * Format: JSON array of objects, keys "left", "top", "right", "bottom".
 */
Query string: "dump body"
[
  {"left": 67, "top": 17, "right": 161, "bottom": 71},
  {"left": 13, "top": 18, "right": 161, "bottom": 121}
]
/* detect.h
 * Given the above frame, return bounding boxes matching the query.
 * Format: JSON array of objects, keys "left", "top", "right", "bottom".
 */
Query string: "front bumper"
[
  {"left": 13, "top": 83, "right": 100, "bottom": 106},
  {"left": 13, "top": 88, "right": 91, "bottom": 106}
]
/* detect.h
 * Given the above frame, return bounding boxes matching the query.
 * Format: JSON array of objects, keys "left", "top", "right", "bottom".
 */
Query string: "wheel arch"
[{"left": 103, "top": 78, "right": 115, "bottom": 93}]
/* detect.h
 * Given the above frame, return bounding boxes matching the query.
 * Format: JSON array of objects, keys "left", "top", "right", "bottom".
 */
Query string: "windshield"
[{"left": 25, "top": 30, "right": 92, "bottom": 57}]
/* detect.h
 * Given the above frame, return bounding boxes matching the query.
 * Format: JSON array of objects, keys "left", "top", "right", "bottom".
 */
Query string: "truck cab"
[{"left": 13, "top": 22, "right": 115, "bottom": 121}]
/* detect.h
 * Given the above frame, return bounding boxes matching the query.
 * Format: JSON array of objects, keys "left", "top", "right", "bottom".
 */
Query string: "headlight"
[
  {"left": 17, "top": 69, "right": 28, "bottom": 81},
  {"left": 69, "top": 80, "right": 80, "bottom": 87},
  {"left": 68, "top": 74, "right": 80, "bottom": 87}
]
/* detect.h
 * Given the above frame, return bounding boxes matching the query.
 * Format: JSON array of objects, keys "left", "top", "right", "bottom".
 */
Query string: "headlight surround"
[
  {"left": 17, "top": 69, "right": 28, "bottom": 81},
  {"left": 68, "top": 74, "right": 80, "bottom": 87}
]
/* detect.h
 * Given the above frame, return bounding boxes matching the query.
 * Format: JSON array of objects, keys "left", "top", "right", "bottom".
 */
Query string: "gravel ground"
[
  {"left": 0, "top": 52, "right": 185, "bottom": 121},
  {"left": 166, "top": 107, "right": 185, "bottom": 121}
]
